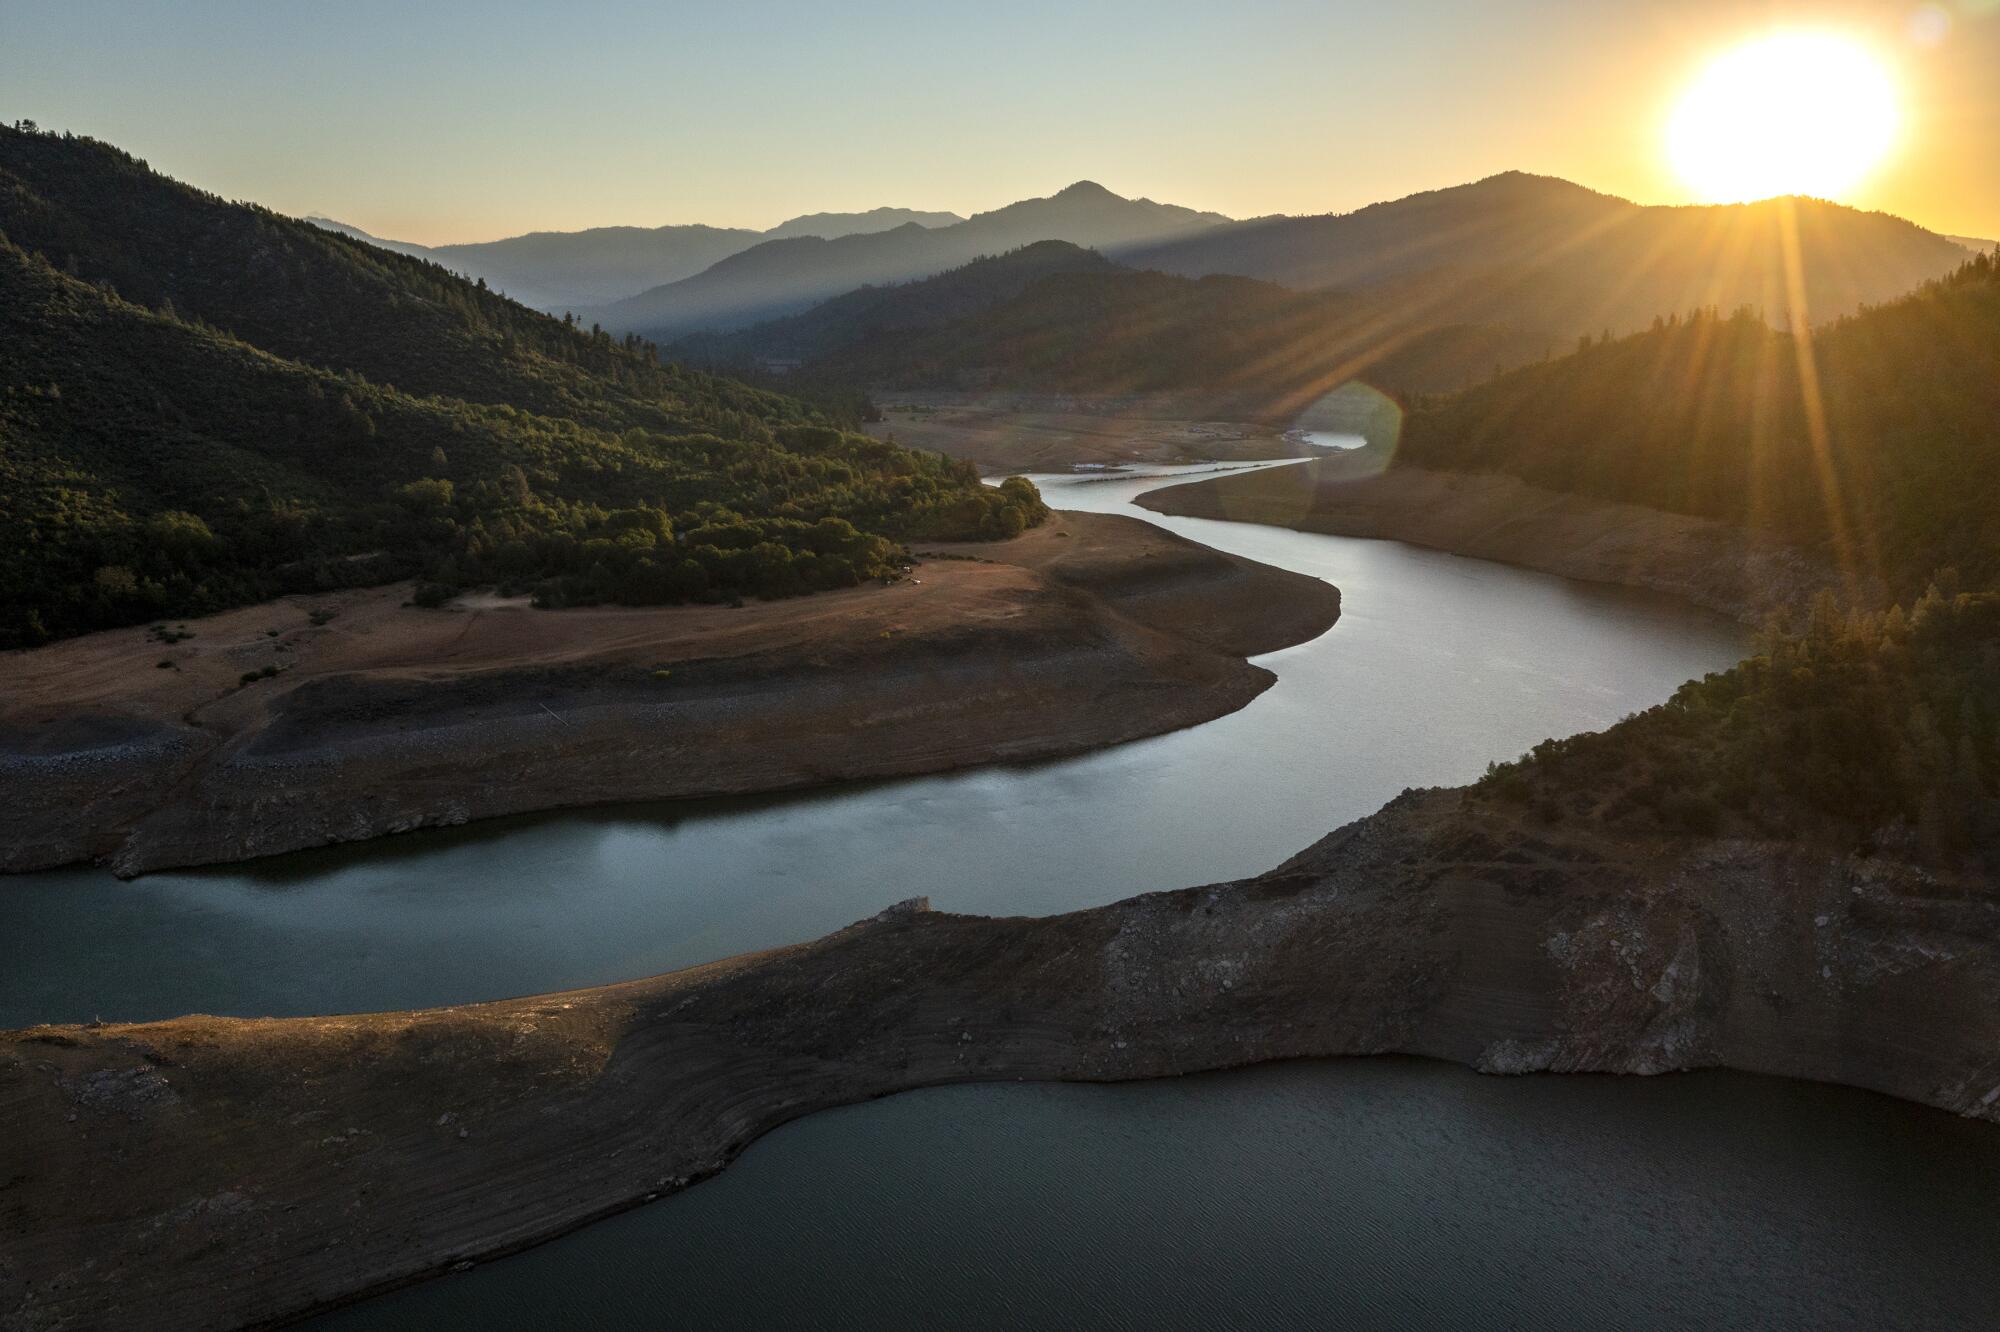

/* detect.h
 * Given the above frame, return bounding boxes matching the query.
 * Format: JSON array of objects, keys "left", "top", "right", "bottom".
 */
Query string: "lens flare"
[
  {"left": 1668, "top": 32, "right": 1900, "bottom": 203},
  {"left": 1908, "top": 4, "right": 1952, "bottom": 47}
]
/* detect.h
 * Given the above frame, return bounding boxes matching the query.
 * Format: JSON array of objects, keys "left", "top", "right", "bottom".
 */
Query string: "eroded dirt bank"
[
  {"left": 0, "top": 512, "right": 1338, "bottom": 877},
  {"left": 4, "top": 788, "right": 1995, "bottom": 1330},
  {"left": 866, "top": 395, "right": 1310, "bottom": 473},
  {"left": 1138, "top": 451, "right": 1867, "bottom": 623}
]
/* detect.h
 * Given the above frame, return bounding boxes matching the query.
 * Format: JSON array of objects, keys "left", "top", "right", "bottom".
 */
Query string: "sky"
[{"left": 4, "top": 0, "right": 1997, "bottom": 245}]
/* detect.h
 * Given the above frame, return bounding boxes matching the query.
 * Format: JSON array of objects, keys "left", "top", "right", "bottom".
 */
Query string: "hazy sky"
[{"left": 5, "top": 0, "right": 1997, "bottom": 244}]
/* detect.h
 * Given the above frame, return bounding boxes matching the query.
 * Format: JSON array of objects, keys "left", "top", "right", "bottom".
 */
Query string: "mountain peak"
[
  {"left": 1462, "top": 171, "right": 1614, "bottom": 200},
  {"left": 1054, "top": 180, "right": 1120, "bottom": 201},
  {"left": 763, "top": 206, "right": 965, "bottom": 241}
]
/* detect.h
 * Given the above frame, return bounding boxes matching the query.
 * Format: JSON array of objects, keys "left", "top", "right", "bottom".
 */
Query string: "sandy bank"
[
  {"left": 0, "top": 512, "right": 1338, "bottom": 876},
  {"left": 5, "top": 786, "right": 1995, "bottom": 1330},
  {"left": 1138, "top": 451, "right": 1866, "bottom": 623}
]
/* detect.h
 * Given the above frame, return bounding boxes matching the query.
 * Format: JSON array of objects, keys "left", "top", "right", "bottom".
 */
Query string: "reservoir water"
[
  {"left": 0, "top": 461, "right": 1745, "bottom": 1026},
  {"left": 13, "top": 462, "right": 2000, "bottom": 1327},
  {"left": 317, "top": 1060, "right": 2000, "bottom": 1331}
]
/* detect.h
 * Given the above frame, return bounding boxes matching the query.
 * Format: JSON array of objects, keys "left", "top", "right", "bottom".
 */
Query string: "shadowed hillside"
[
  {"left": 1396, "top": 251, "right": 2000, "bottom": 595},
  {"left": 419, "top": 224, "right": 763, "bottom": 309},
  {"left": 0, "top": 127, "right": 757, "bottom": 430},
  {"left": 1124, "top": 173, "right": 1971, "bottom": 336},
  {"left": 656, "top": 179, "right": 1972, "bottom": 417},
  {"left": 311, "top": 208, "right": 969, "bottom": 311},
  {"left": 800, "top": 264, "right": 1541, "bottom": 404},
  {"left": 1481, "top": 586, "right": 2000, "bottom": 868},
  {"left": 0, "top": 127, "right": 1046, "bottom": 647},
  {"left": 669, "top": 242, "right": 1547, "bottom": 413},
  {"left": 591, "top": 181, "right": 1232, "bottom": 338},
  {"left": 668, "top": 241, "right": 1124, "bottom": 366}
]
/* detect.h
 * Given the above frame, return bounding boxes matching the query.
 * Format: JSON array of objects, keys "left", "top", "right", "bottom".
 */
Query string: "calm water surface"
[
  {"left": 0, "top": 459, "right": 1744, "bottom": 1026},
  {"left": 15, "top": 461, "right": 1991, "bottom": 1329},
  {"left": 319, "top": 1060, "right": 2000, "bottom": 1331}
]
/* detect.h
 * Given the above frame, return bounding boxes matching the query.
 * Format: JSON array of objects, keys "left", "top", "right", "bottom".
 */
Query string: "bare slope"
[{"left": 0, "top": 512, "right": 1338, "bottom": 875}]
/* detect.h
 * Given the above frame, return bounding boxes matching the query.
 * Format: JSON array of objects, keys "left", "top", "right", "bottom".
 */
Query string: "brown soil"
[
  {"left": 0, "top": 511, "right": 1338, "bottom": 876},
  {"left": 1136, "top": 449, "right": 1870, "bottom": 623},
  {"left": 5, "top": 789, "right": 1994, "bottom": 1331},
  {"left": 868, "top": 395, "right": 1307, "bottom": 473}
]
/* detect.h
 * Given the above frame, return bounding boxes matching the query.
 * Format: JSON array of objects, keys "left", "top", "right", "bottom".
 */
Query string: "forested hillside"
[
  {"left": 0, "top": 127, "right": 1044, "bottom": 648},
  {"left": 1396, "top": 251, "right": 2000, "bottom": 595},
  {"left": 670, "top": 241, "right": 1123, "bottom": 368},
  {"left": 717, "top": 252, "right": 1545, "bottom": 409},
  {"left": 0, "top": 126, "right": 769, "bottom": 435},
  {"left": 1481, "top": 583, "right": 2000, "bottom": 871},
  {"left": 1122, "top": 173, "right": 1971, "bottom": 337}
]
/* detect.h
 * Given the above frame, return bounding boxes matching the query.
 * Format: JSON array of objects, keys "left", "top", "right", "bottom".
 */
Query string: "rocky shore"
[
  {"left": 0, "top": 512, "right": 1338, "bottom": 876},
  {"left": 5, "top": 786, "right": 1995, "bottom": 1329},
  {"left": 1137, "top": 450, "right": 1871, "bottom": 623}
]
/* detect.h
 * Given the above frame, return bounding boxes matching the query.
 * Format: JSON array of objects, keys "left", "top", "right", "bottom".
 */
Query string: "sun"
[{"left": 1667, "top": 32, "right": 1900, "bottom": 204}]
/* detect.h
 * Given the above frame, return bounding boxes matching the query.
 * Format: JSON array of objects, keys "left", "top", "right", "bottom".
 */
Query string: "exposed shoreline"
[
  {"left": 865, "top": 394, "right": 1316, "bottom": 474},
  {"left": 6, "top": 788, "right": 1994, "bottom": 1330},
  {"left": 1137, "top": 449, "right": 1868, "bottom": 624},
  {"left": 6, "top": 456, "right": 1992, "bottom": 1331},
  {"left": 0, "top": 511, "right": 1339, "bottom": 878}
]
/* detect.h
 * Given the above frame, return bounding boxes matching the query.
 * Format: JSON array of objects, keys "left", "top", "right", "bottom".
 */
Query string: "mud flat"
[
  {"left": 5, "top": 783, "right": 1996, "bottom": 1330},
  {"left": 0, "top": 512, "right": 1338, "bottom": 877},
  {"left": 867, "top": 393, "right": 1311, "bottom": 473},
  {"left": 1138, "top": 450, "right": 1866, "bottom": 623}
]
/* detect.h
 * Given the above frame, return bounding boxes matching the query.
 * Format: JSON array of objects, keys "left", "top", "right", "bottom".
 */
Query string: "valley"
[
  {"left": 9, "top": 466, "right": 1996, "bottom": 1332},
  {"left": 3, "top": 51, "right": 1999, "bottom": 1328},
  {"left": 6, "top": 408, "right": 1996, "bottom": 1329},
  {"left": 0, "top": 467, "right": 1760, "bottom": 1330}
]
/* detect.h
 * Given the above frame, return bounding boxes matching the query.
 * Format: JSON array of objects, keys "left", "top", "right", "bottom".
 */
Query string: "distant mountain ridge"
[
  {"left": 764, "top": 207, "right": 965, "bottom": 240},
  {"left": 669, "top": 240, "right": 1124, "bottom": 367},
  {"left": 303, "top": 217, "right": 435, "bottom": 258},
  {"left": 316, "top": 173, "right": 1968, "bottom": 390},
  {"left": 682, "top": 243, "right": 1543, "bottom": 411},
  {"left": 668, "top": 177, "right": 1975, "bottom": 419},
  {"left": 306, "top": 204, "right": 969, "bottom": 312},
  {"left": 1120, "top": 172, "right": 1971, "bottom": 336},
  {"left": 589, "top": 181, "right": 1233, "bottom": 339}
]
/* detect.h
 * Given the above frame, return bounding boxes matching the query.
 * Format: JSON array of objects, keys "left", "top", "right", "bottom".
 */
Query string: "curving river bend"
[
  {"left": 0, "top": 461, "right": 1743, "bottom": 1026},
  {"left": 10, "top": 463, "right": 2000, "bottom": 1328}
]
